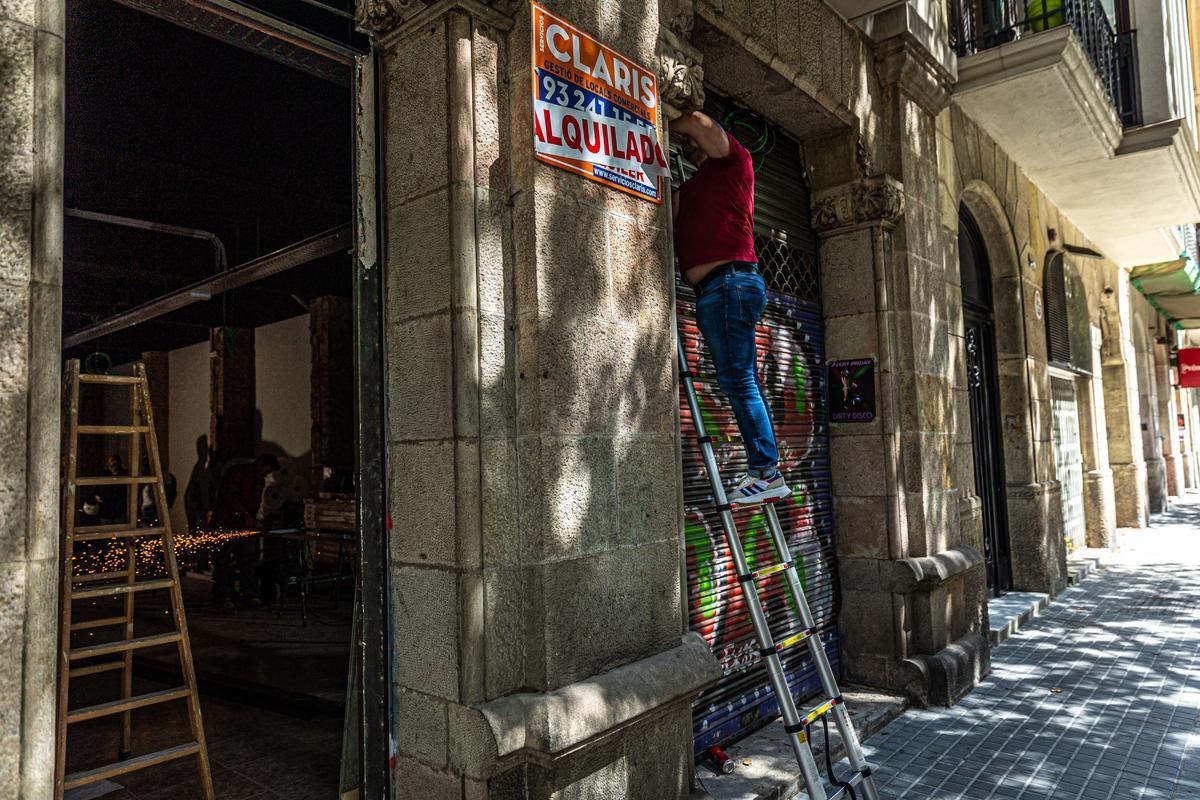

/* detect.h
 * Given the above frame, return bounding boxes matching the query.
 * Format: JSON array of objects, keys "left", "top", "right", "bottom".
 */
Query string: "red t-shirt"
[
  {"left": 212, "top": 463, "right": 265, "bottom": 529},
  {"left": 674, "top": 135, "right": 757, "bottom": 273}
]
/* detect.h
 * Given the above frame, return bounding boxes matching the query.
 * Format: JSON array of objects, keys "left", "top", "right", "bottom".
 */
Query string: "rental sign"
[{"left": 531, "top": 2, "right": 669, "bottom": 203}]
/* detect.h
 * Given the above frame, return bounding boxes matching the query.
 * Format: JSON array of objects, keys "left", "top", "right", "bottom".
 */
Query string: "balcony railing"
[{"left": 951, "top": 0, "right": 1142, "bottom": 127}]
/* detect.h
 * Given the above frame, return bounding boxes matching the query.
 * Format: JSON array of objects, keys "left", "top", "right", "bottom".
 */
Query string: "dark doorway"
[
  {"left": 59, "top": 1, "right": 382, "bottom": 798},
  {"left": 959, "top": 207, "right": 1013, "bottom": 595}
]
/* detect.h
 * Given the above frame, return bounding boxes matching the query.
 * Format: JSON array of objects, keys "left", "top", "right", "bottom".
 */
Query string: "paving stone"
[{"left": 784, "top": 494, "right": 1200, "bottom": 799}]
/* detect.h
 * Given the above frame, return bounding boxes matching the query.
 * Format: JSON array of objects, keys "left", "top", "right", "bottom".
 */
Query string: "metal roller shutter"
[{"left": 677, "top": 110, "right": 837, "bottom": 755}]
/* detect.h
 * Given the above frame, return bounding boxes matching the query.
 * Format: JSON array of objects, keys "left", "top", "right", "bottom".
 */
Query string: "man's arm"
[{"left": 671, "top": 110, "right": 730, "bottom": 159}]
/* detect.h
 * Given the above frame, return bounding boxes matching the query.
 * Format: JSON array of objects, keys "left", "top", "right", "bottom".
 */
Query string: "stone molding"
[
  {"left": 447, "top": 633, "right": 722, "bottom": 778},
  {"left": 874, "top": 31, "right": 954, "bottom": 114},
  {"left": 899, "top": 545, "right": 985, "bottom": 590},
  {"left": 657, "top": 26, "right": 704, "bottom": 121},
  {"left": 840, "top": 544, "right": 985, "bottom": 594},
  {"left": 1005, "top": 479, "right": 1061, "bottom": 499},
  {"left": 901, "top": 632, "right": 990, "bottom": 706},
  {"left": 664, "top": 0, "right": 695, "bottom": 39},
  {"left": 811, "top": 176, "right": 905, "bottom": 233}
]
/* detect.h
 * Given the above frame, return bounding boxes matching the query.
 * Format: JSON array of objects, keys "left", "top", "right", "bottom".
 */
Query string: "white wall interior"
[
  {"left": 255, "top": 313, "right": 313, "bottom": 498},
  {"left": 169, "top": 340, "right": 212, "bottom": 533}
]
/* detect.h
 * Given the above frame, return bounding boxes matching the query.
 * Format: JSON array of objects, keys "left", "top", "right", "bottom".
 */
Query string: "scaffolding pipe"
[{"left": 65, "top": 208, "right": 228, "bottom": 273}]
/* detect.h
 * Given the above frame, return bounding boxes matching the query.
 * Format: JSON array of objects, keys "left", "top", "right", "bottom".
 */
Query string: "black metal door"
[
  {"left": 964, "top": 309, "right": 1013, "bottom": 594},
  {"left": 958, "top": 207, "right": 1012, "bottom": 595}
]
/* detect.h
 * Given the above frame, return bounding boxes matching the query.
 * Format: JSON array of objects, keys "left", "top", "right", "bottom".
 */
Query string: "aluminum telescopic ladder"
[{"left": 676, "top": 326, "right": 880, "bottom": 800}]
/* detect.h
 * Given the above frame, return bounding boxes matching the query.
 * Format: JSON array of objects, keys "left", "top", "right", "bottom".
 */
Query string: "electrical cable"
[
  {"left": 721, "top": 109, "right": 776, "bottom": 173},
  {"left": 820, "top": 714, "right": 857, "bottom": 799},
  {"left": 83, "top": 351, "right": 112, "bottom": 375}
]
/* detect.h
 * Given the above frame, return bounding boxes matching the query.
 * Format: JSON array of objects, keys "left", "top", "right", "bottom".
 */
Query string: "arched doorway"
[{"left": 959, "top": 206, "right": 1014, "bottom": 594}]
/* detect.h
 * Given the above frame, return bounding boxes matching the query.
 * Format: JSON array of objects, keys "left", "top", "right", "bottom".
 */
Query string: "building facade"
[{"left": 4, "top": 0, "right": 1200, "bottom": 798}]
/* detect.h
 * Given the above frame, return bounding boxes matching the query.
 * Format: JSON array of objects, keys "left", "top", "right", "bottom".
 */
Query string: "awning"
[{"left": 1129, "top": 258, "right": 1200, "bottom": 329}]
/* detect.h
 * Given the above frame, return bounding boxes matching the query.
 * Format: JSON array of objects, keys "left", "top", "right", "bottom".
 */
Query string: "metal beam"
[{"left": 62, "top": 225, "right": 351, "bottom": 349}]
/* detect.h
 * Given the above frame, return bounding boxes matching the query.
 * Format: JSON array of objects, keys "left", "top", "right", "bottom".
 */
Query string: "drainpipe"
[{"left": 65, "top": 208, "right": 228, "bottom": 272}]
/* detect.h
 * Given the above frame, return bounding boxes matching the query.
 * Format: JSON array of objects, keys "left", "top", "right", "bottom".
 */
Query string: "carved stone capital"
[
  {"left": 357, "top": 0, "right": 511, "bottom": 41},
  {"left": 355, "top": 0, "right": 412, "bottom": 34},
  {"left": 811, "top": 176, "right": 905, "bottom": 233},
  {"left": 657, "top": 26, "right": 705, "bottom": 121}
]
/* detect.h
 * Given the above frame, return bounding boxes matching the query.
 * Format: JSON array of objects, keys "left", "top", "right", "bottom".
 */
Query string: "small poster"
[
  {"left": 828, "top": 359, "right": 876, "bottom": 423},
  {"left": 530, "top": 2, "right": 669, "bottom": 202}
]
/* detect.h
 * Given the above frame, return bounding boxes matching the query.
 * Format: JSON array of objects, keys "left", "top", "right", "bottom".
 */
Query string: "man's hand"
[{"left": 671, "top": 110, "right": 730, "bottom": 160}]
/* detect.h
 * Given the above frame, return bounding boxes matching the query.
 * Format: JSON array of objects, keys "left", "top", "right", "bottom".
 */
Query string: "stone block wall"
[
  {"left": 0, "top": 0, "right": 63, "bottom": 797},
  {"left": 369, "top": 1, "right": 719, "bottom": 797},
  {"left": 940, "top": 103, "right": 1168, "bottom": 589},
  {"left": 666, "top": 0, "right": 994, "bottom": 706}
]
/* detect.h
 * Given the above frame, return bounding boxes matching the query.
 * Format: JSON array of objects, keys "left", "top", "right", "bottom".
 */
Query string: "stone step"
[
  {"left": 987, "top": 591, "right": 1050, "bottom": 647},
  {"left": 1065, "top": 547, "right": 1107, "bottom": 585}
]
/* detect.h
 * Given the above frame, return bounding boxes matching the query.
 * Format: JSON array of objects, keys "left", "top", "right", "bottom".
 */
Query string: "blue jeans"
[{"left": 695, "top": 267, "right": 779, "bottom": 472}]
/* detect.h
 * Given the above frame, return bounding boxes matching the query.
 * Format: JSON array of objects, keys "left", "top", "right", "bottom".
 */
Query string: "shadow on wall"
[{"left": 177, "top": 414, "right": 313, "bottom": 530}]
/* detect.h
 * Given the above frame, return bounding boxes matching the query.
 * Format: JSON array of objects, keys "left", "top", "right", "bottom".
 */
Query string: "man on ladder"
[
  {"left": 670, "top": 111, "right": 881, "bottom": 799},
  {"left": 671, "top": 109, "right": 789, "bottom": 506}
]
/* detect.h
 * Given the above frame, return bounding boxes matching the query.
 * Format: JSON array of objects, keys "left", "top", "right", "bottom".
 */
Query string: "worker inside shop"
[
  {"left": 207, "top": 452, "right": 282, "bottom": 612},
  {"left": 86, "top": 453, "right": 128, "bottom": 525}
]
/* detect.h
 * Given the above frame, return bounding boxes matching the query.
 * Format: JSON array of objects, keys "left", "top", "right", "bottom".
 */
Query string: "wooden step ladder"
[{"left": 56, "top": 360, "right": 214, "bottom": 799}]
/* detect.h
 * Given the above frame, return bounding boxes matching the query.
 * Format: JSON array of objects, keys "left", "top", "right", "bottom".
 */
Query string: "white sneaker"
[{"left": 727, "top": 472, "right": 790, "bottom": 506}]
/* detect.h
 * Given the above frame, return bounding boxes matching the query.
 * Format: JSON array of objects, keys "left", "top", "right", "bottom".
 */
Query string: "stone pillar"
[
  {"left": 359, "top": 2, "right": 719, "bottom": 797},
  {"left": 1187, "top": 389, "right": 1200, "bottom": 487},
  {"left": 1, "top": 0, "right": 64, "bottom": 797},
  {"left": 141, "top": 351, "right": 169, "bottom": 471},
  {"left": 1155, "top": 342, "right": 1184, "bottom": 499},
  {"left": 209, "top": 326, "right": 255, "bottom": 465},
  {"left": 1139, "top": 333, "right": 1167, "bottom": 514},
  {"left": 310, "top": 296, "right": 353, "bottom": 491},
  {"left": 1174, "top": 386, "right": 1195, "bottom": 488},
  {"left": 1102, "top": 282, "right": 1149, "bottom": 527},
  {"left": 1192, "top": 391, "right": 1200, "bottom": 485},
  {"left": 1080, "top": 327, "right": 1116, "bottom": 547},
  {"left": 807, "top": 28, "right": 988, "bottom": 706}
]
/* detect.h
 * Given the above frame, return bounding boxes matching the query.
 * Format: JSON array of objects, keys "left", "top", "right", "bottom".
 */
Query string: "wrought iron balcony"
[{"left": 951, "top": 0, "right": 1142, "bottom": 127}]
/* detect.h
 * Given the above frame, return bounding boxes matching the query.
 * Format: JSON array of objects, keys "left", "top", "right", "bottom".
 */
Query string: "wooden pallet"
[{"left": 55, "top": 361, "right": 214, "bottom": 799}]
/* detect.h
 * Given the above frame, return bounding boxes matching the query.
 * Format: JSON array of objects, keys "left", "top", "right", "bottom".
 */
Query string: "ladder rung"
[
  {"left": 73, "top": 521, "right": 147, "bottom": 534},
  {"left": 69, "top": 660, "right": 126, "bottom": 678},
  {"left": 72, "top": 578, "right": 174, "bottom": 600},
  {"left": 826, "top": 769, "right": 867, "bottom": 800},
  {"left": 67, "top": 686, "right": 191, "bottom": 724},
  {"left": 800, "top": 697, "right": 839, "bottom": 727},
  {"left": 70, "top": 616, "right": 128, "bottom": 631},
  {"left": 76, "top": 374, "right": 141, "bottom": 385},
  {"left": 771, "top": 627, "right": 816, "bottom": 655},
  {"left": 75, "top": 425, "right": 150, "bottom": 435},
  {"left": 72, "top": 571, "right": 133, "bottom": 584},
  {"left": 73, "top": 526, "right": 163, "bottom": 541},
  {"left": 63, "top": 742, "right": 201, "bottom": 790},
  {"left": 740, "top": 560, "right": 793, "bottom": 583},
  {"left": 75, "top": 475, "right": 156, "bottom": 486},
  {"left": 69, "top": 631, "right": 181, "bottom": 660}
]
